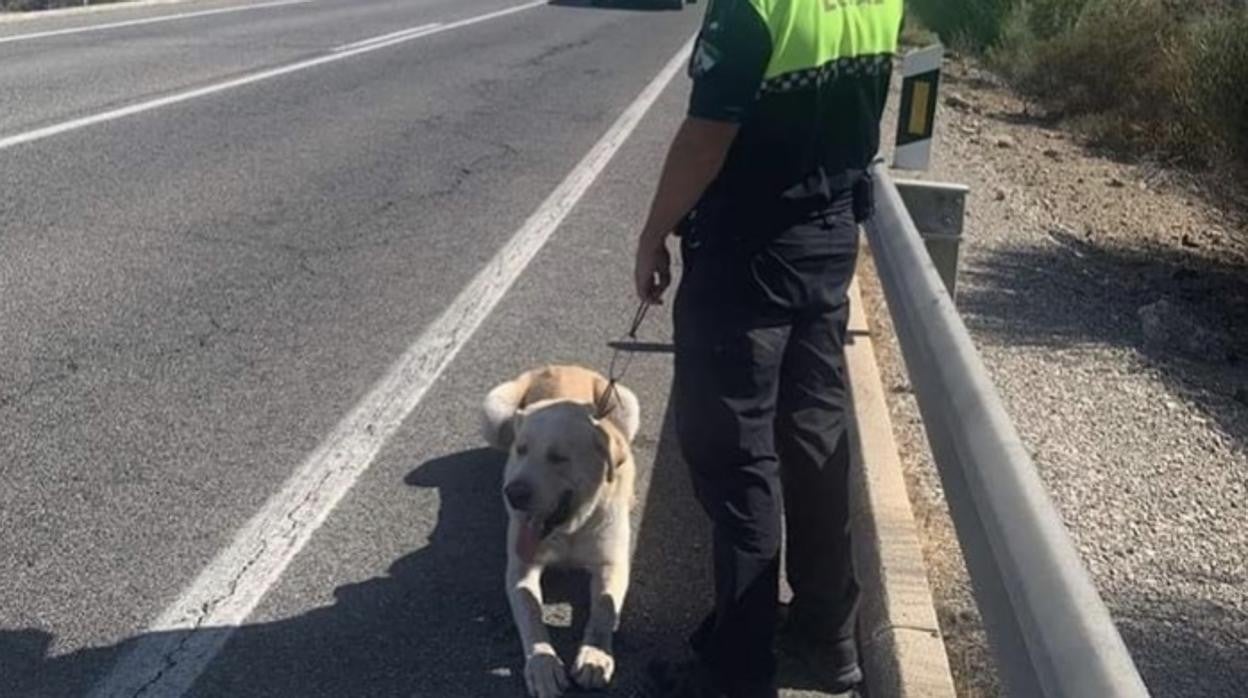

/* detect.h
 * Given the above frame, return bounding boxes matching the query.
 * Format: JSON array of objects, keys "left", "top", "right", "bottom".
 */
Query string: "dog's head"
[{"left": 501, "top": 399, "right": 628, "bottom": 561}]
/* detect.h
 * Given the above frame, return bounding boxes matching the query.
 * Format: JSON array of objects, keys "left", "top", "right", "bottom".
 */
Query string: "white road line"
[
  {"left": 0, "top": 0, "right": 548, "bottom": 153},
  {"left": 87, "top": 34, "right": 697, "bottom": 698},
  {"left": 0, "top": 0, "right": 313, "bottom": 45},
  {"left": 332, "top": 22, "right": 442, "bottom": 53}
]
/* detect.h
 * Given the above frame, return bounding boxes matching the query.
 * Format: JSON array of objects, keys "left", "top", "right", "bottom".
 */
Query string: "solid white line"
[
  {"left": 332, "top": 22, "right": 441, "bottom": 53},
  {"left": 0, "top": 0, "right": 313, "bottom": 45},
  {"left": 86, "top": 34, "right": 696, "bottom": 698},
  {"left": 0, "top": 0, "right": 548, "bottom": 153}
]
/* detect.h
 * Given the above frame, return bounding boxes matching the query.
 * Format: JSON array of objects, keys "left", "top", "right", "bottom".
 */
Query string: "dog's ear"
[
  {"left": 592, "top": 419, "right": 629, "bottom": 483},
  {"left": 481, "top": 376, "right": 531, "bottom": 451},
  {"left": 505, "top": 409, "right": 531, "bottom": 454}
]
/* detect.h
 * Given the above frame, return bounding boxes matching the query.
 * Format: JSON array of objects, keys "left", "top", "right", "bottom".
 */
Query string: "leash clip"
[{"left": 595, "top": 300, "right": 651, "bottom": 419}]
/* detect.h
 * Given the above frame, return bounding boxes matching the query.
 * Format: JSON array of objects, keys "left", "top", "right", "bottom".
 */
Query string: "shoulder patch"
[{"left": 690, "top": 37, "right": 722, "bottom": 78}]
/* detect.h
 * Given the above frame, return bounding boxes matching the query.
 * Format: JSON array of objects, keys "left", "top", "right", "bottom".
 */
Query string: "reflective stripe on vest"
[{"left": 742, "top": 0, "right": 903, "bottom": 90}]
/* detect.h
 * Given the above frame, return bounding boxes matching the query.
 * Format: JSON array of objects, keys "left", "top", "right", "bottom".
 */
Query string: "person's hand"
[{"left": 634, "top": 235, "right": 671, "bottom": 304}]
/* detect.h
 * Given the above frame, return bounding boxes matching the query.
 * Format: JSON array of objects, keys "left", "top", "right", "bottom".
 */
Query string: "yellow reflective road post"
[{"left": 893, "top": 44, "right": 943, "bottom": 171}]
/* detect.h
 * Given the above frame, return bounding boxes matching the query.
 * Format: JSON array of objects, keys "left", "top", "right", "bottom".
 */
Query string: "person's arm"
[
  {"left": 633, "top": 0, "right": 772, "bottom": 303},
  {"left": 633, "top": 117, "right": 737, "bottom": 303}
]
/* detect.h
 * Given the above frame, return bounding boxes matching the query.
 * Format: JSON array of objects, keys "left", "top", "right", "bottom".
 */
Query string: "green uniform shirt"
[{"left": 688, "top": 0, "right": 904, "bottom": 212}]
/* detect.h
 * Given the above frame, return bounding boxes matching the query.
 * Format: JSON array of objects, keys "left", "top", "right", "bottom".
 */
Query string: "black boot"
[{"left": 776, "top": 607, "right": 863, "bottom": 694}]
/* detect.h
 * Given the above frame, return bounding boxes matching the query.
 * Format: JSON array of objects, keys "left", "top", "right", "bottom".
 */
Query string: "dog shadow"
[{"left": 1, "top": 402, "right": 716, "bottom": 698}]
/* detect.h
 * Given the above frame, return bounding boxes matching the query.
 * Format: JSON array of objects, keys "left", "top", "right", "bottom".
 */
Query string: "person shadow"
[{"left": 1, "top": 400, "right": 715, "bottom": 697}]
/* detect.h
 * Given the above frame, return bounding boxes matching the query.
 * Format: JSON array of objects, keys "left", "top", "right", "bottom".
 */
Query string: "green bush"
[
  {"left": 1170, "top": 13, "right": 1248, "bottom": 169},
  {"left": 1019, "top": 0, "right": 1090, "bottom": 39},
  {"left": 906, "top": 0, "right": 1017, "bottom": 50},
  {"left": 1010, "top": 0, "right": 1176, "bottom": 115},
  {"left": 918, "top": 0, "right": 1248, "bottom": 175}
]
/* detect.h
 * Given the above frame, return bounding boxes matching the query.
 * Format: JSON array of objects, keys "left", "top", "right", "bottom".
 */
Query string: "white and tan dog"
[{"left": 481, "top": 365, "right": 639, "bottom": 698}]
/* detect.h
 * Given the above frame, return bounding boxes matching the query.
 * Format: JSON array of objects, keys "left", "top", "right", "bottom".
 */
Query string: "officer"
[{"left": 633, "top": 1, "right": 904, "bottom": 696}]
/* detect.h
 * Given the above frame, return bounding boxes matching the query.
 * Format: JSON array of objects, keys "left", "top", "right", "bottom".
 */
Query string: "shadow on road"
[{"left": 0, "top": 401, "right": 717, "bottom": 697}]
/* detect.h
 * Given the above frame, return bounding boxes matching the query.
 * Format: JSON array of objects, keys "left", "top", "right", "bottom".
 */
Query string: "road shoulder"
[{"left": 846, "top": 276, "right": 958, "bottom": 698}]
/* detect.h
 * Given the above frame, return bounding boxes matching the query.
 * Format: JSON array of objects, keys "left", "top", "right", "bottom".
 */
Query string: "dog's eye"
[{"left": 547, "top": 451, "right": 568, "bottom": 465}]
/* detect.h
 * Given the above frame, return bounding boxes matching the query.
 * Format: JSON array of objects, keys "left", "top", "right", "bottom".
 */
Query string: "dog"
[{"left": 481, "top": 365, "right": 640, "bottom": 698}]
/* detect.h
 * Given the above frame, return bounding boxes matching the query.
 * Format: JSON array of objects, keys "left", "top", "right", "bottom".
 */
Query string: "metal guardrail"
[{"left": 863, "top": 162, "right": 1150, "bottom": 697}]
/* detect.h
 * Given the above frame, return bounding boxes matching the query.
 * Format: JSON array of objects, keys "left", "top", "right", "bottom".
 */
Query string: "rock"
[
  {"left": 1043, "top": 148, "right": 1061, "bottom": 160},
  {"left": 993, "top": 188, "right": 1007, "bottom": 201},
  {"left": 994, "top": 135, "right": 1017, "bottom": 149},
  {"left": 945, "top": 92, "right": 973, "bottom": 110},
  {"left": 1108, "top": 177, "right": 1126, "bottom": 188},
  {"left": 1051, "top": 223, "right": 1078, "bottom": 239},
  {"left": 1181, "top": 234, "right": 1200, "bottom": 248}
]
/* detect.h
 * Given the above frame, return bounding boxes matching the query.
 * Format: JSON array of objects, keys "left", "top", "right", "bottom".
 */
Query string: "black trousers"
[{"left": 672, "top": 195, "right": 861, "bottom": 697}]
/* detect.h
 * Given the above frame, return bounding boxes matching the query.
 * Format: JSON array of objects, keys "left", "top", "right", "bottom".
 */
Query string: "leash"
[{"left": 595, "top": 300, "right": 651, "bottom": 419}]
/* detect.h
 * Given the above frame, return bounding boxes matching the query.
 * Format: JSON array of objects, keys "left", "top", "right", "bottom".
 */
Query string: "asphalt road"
[{"left": 0, "top": 1, "right": 763, "bottom": 696}]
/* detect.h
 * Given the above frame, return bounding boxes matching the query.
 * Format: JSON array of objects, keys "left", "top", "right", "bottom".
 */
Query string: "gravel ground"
[{"left": 866, "top": 54, "right": 1248, "bottom": 697}]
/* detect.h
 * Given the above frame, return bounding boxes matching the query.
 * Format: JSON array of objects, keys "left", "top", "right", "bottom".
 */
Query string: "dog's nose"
[{"left": 504, "top": 480, "right": 534, "bottom": 511}]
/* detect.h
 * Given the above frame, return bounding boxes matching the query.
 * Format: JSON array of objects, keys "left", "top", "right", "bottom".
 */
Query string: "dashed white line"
[
  {"left": 86, "top": 33, "right": 696, "bottom": 698},
  {"left": 0, "top": 0, "right": 548, "bottom": 153},
  {"left": 0, "top": 0, "right": 313, "bottom": 46}
]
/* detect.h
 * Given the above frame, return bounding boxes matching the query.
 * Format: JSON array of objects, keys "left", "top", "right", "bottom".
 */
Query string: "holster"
[{"left": 852, "top": 170, "right": 875, "bottom": 223}]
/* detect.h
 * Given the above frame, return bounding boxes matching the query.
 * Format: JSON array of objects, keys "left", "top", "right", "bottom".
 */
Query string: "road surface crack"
[{"left": 127, "top": 463, "right": 338, "bottom": 696}]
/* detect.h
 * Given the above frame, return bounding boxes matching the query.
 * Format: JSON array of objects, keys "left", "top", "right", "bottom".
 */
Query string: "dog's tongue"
[{"left": 516, "top": 517, "right": 543, "bottom": 564}]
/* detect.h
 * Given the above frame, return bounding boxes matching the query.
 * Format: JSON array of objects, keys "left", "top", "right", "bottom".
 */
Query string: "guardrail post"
[{"left": 892, "top": 178, "right": 968, "bottom": 301}]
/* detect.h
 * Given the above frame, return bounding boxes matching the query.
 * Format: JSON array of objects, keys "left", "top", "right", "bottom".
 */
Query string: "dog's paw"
[
  {"left": 525, "top": 646, "right": 569, "bottom": 698},
  {"left": 571, "top": 644, "right": 615, "bottom": 689}
]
